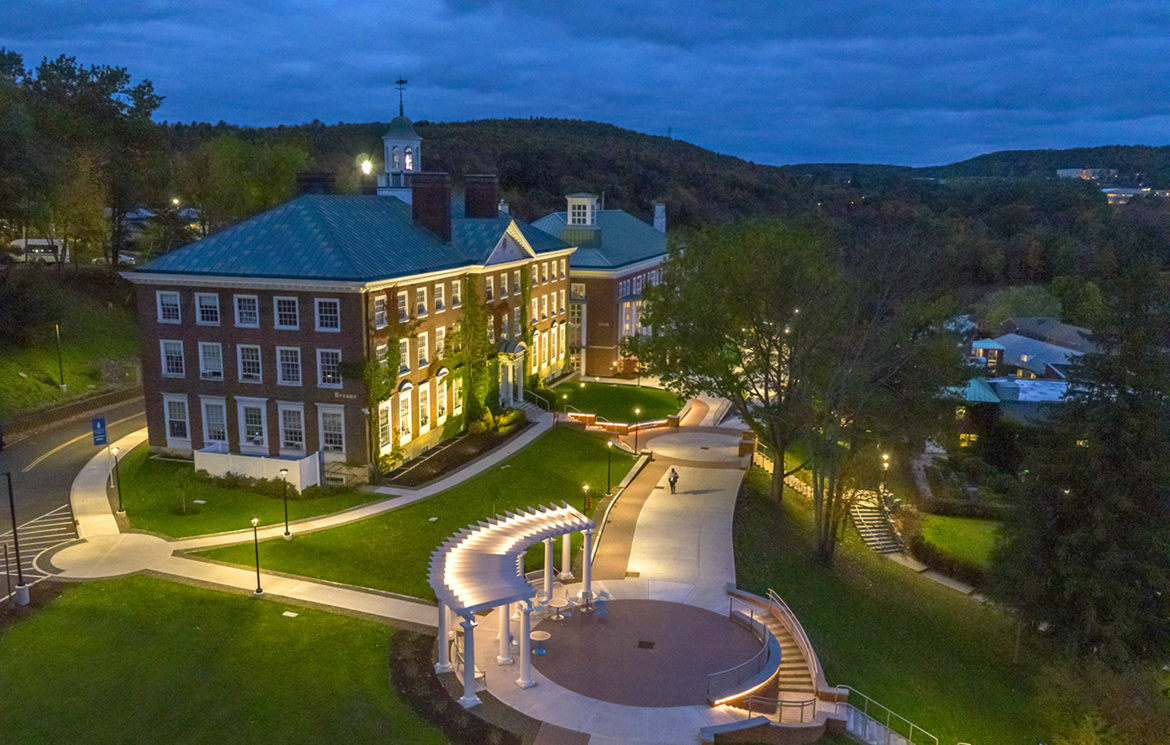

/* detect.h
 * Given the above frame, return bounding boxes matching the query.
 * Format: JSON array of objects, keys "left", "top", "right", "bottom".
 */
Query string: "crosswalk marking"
[{"left": 1, "top": 504, "right": 77, "bottom": 600}]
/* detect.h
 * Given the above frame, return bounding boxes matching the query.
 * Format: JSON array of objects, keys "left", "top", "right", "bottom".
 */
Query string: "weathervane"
[{"left": 395, "top": 78, "right": 408, "bottom": 117}]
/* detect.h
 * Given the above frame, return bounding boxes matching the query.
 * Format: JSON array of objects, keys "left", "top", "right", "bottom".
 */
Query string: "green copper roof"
[
  {"left": 134, "top": 195, "right": 568, "bottom": 282},
  {"left": 531, "top": 209, "right": 666, "bottom": 269},
  {"left": 382, "top": 115, "right": 419, "bottom": 139}
]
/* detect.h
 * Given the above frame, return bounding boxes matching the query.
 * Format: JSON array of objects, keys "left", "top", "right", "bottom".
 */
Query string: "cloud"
[{"left": 3, "top": 0, "right": 1169, "bottom": 165}]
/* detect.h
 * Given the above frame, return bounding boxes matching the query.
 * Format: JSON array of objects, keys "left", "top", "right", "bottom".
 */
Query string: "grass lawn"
[
  {"left": 0, "top": 576, "right": 447, "bottom": 745},
  {"left": 920, "top": 514, "right": 1000, "bottom": 569},
  {"left": 119, "top": 445, "right": 382, "bottom": 538},
  {"left": 0, "top": 267, "right": 139, "bottom": 418},
  {"left": 735, "top": 468, "right": 1045, "bottom": 745},
  {"left": 198, "top": 427, "right": 636, "bottom": 600},
  {"left": 551, "top": 381, "right": 683, "bottom": 423}
]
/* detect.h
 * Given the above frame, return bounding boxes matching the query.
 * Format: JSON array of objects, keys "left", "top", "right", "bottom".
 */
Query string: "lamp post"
[
  {"left": 55, "top": 323, "right": 65, "bottom": 392},
  {"left": 562, "top": 393, "right": 568, "bottom": 413},
  {"left": 279, "top": 468, "right": 290, "bottom": 539},
  {"left": 251, "top": 517, "right": 263, "bottom": 596},
  {"left": 880, "top": 453, "right": 890, "bottom": 509},
  {"left": 111, "top": 446, "right": 123, "bottom": 513},
  {"left": 3, "top": 470, "right": 28, "bottom": 605},
  {"left": 606, "top": 440, "right": 613, "bottom": 494},
  {"left": 634, "top": 407, "right": 642, "bottom": 453},
  {"left": 582, "top": 483, "right": 590, "bottom": 513}
]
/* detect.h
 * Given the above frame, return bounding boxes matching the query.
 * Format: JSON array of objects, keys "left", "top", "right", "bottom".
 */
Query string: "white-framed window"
[
  {"left": 634, "top": 275, "right": 644, "bottom": 294},
  {"left": 397, "top": 291, "right": 409, "bottom": 322},
  {"left": 374, "top": 296, "right": 387, "bottom": 328},
  {"left": 435, "top": 327, "right": 445, "bottom": 358},
  {"left": 278, "top": 403, "right": 305, "bottom": 452},
  {"left": 559, "top": 321, "right": 567, "bottom": 358},
  {"left": 559, "top": 259, "right": 566, "bottom": 279},
  {"left": 376, "top": 343, "right": 388, "bottom": 364},
  {"left": 315, "top": 298, "right": 341, "bottom": 332},
  {"left": 404, "top": 146, "right": 414, "bottom": 171},
  {"left": 437, "top": 376, "right": 448, "bottom": 421},
  {"left": 378, "top": 401, "right": 392, "bottom": 450},
  {"left": 487, "top": 315, "right": 495, "bottom": 343},
  {"left": 157, "top": 291, "right": 181, "bottom": 324},
  {"left": 559, "top": 289, "right": 566, "bottom": 315},
  {"left": 551, "top": 324, "right": 558, "bottom": 362},
  {"left": 415, "top": 287, "right": 428, "bottom": 318},
  {"left": 317, "top": 349, "right": 342, "bottom": 388},
  {"left": 531, "top": 339, "right": 539, "bottom": 374},
  {"left": 237, "top": 344, "right": 262, "bottom": 383},
  {"left": 237, "top": 398, "right": 267, "bottom": 450},
  {"left": 542, "top": 330, "right": 550, "bottom": 367},
  {"left": 570, "top": 203, "right": 588, "bottom": 225},
  {"left": 392, "top": 146, "right": 400, "bottom": 169},
  {"left": 512, "top": 270, "right": 521, "bottom": 295},
  {"left": 541, "top": 262, "right": 549, "bottom": 284},
  {"left": 418, "top": 382, "right": 430, "bottom": 434},
  {"left": 198, "top": 342, "right": 223, "bottom": 380},
  {"left": 501, "top": 313, "right": 509, "bottom": 340},
  {"left": 234, "top": 295, "right": 259, "bottom": 328},
  {"left": 200, "top": 397, "right": 227, "bottom": 443},
  {"left": 417, "top": 332, "right": 429, "bottom": 368},
  {"left": 571, "top": 282, "right": 585, "bottom": 300},
  {"left": 452, "top": 321, "right": 462, "bottom": 353},
  {"left": 485, "top": 276, "right": 494, "bottom": 301},
  {"left": 195, "top": 293, "right": 220, "bottom": 325},
  {"left": 451, "top": 280, "right": 462, "bottom": 308},
  {"left": 541, "top": 295, "right": 548, "bottom": 320},
  {"left": 531, "top": 298, "right": 539, "bottom": 324},
  {"left": 499, "top": 273, "right": 508, "bottom": 298},
  {"left": 513, "top": 308, "right": 521, "bottom": 339},
  {"left": 452, "top": 376, "right": 463, "bottom": 416},
  {"left": 434, "top": 284, "right": 445, "bottom": 312},
  {"left": 160, "top": 340, "right": 185, "bottom": 377},
  {"left": 274, "top": 296, "right": 299, "bottom": 329},
  {"left": 163, "top": 394, "right": 189, "bottom": 444},
  {"left": 277, "top": 346, "right": 301, "bottom": 386},
  {"left": 398, "top": 338, "right": 410, "bottom": 375},
  {"left": 532, "top": 266, "right": 539, "bottom": 287},
  {"left": 398, "top": 389, "right": 413, "bottom": 443}
]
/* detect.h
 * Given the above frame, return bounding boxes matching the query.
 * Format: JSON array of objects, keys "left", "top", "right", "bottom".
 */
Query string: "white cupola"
[{"left": 377, "top": 79, "right": 422, "bottom": 203}]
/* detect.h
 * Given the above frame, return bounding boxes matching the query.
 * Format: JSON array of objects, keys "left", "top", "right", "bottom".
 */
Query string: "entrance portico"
[{"left": 497, "top": 340, "right": 527, "bottom": 408}]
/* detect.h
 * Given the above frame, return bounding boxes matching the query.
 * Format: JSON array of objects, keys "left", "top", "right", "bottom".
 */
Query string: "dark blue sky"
[{"left": 6, "top": 1, "right": 1170, "bottom": 167}]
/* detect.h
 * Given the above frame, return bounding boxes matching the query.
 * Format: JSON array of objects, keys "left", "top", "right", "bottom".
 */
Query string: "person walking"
[{"left": 668, "top": 468, "right": 679, "bottom": 494}]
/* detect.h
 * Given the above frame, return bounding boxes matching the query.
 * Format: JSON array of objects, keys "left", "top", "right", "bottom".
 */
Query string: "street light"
[
  {"left": 880, "top": 453, "right": 890, "bottom": 501},
  {"left": 606, "top": 440, "right": 613, "bottom": 494},
  {"left": 111, "top": 446, "right": 123, "bottom": 513},
  {"left": 55, "top": 323, "right": 65, "bottom": 392},
  {"left": 360, "top": 159, "right": 373, "bottom": 176},
  {"left": 634, "top": 407, "right": 642, "bottom": 453},
  {"left": 2, "top": 470, "right": 28, "bottom": 605},
  {"left": 279, "top": 468, "right": 290, "bottom": 539},
  {"left": 251, "top": 517, "right": 263, "bottom": 596},
  {"left": 582, "top": 483, "right": 591, "bottom": 513}
]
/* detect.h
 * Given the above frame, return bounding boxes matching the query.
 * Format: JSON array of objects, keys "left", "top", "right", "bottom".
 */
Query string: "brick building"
[
  {"left": 532, "top": 194, "right": 667, "bottom": 377},
  {"left": 127, "top": 126, "right": 573, "bottom": 484}
]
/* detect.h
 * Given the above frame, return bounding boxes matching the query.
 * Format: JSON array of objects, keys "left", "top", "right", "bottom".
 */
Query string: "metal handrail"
[
  {"left": 524, "top": 390, "right": 551, "bottom": 411},
  {"left": 707, "top": 607, "right": 771, "bottom": 698},
  {"left": 741, "top": 694, "right": 819, "bottom": 723},
  {"left": 840, "top": 685, "right": 939, "bottom": 745},
  {"left": 766, "top": 588, "right": 820, "bottom": 687}
]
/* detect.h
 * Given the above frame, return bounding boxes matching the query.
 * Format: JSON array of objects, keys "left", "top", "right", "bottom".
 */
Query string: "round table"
[
  {"left": 530, "top": 629, "right": 551, "bottom": 655},
  {"left": 547, "top": 596, "right": 570, "bottom": 621}
]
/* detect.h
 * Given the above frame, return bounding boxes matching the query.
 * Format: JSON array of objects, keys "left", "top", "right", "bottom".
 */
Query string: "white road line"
[{"left": 0, "top": 504, "right": 77, "bottom": 600}]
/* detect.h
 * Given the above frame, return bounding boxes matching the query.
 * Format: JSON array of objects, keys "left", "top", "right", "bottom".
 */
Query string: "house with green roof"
[
  {"left": 532, "top": 194, "right": 667, "bottom": 376},
  {"left": 125, "top": 149, "right": 574, "bottom": 485}
]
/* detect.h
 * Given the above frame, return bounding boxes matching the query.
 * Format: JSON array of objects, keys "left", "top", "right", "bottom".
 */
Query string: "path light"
[
  {"left": 880, "top": 453, "right": 889, "bottom": 499},
  {"left": 579, "top": 382, "right": 585, "bottom": 388},
  {"left": 634, "top": 408, "right": 642, "bottom": 452},
  {"left": 279, "top": 468, "right": 290, "bottom": 539},
  {"left": 606, "top": 440, "right": 613, "bottom": 493},
  {"left": 583, "top": 483, "right": 591, "bottom": 513},
  {"left": 111, "top": 446, "right": 123, "bottom": 513},
  {"left": 251, "top": 517, "right": 263, "bottom": 596}
]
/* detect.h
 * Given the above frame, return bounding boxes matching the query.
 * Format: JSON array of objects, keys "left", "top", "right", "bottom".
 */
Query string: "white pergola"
[{"left": 427, "top": 502, "right": 596, "bottom": 707}]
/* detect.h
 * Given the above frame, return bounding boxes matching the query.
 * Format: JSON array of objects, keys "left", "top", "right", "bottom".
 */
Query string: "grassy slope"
[
  {"left": 552, "top": 381, "right": 683, "bottom": 423},
  {"left": 0, "top": 576, "right": 446, "bottom": 745},
  {"left": 735, "top": 469, "right": 1043, "bottom": 745},
  {"left": 920, "top": 514, "right": 1000, "bottom": 568},
  {"left": 198, "top": 427, "right": 636, "bottom": 599},
  {"left": 119, "top": 445, "right": 381, "bottom": 538},
  {"left": 0, "top": 268, "right": 139, "bottom": 418}
]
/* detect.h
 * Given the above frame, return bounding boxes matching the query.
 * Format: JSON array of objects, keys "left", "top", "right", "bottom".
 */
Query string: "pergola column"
[
  {"left": 435, "top": 601, "right": 453, "bottom": 673},
  {"left": 578, "top": 529, "right": 594, "bottom": 602},
  {"left": 515, "top": 601, "right": 536, "bottom": 689},
  {"left": 543, "top": 538, "right": 554, "bottom": 598},
  {"left": 560, "top": 533, "right": 573, "bottom": 580},
  {"left": 496, "top": 603, "right": 513, "bottom": 664},
  {"left": 458, "top": 616, "right": 481, "bottom": 708}
]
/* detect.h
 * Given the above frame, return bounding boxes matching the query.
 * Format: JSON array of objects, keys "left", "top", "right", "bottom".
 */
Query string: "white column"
[
  {"left": 578, "top": 529, "right": 594, "bottom": 602},
  {"left": 458, "top": 616, "right": 481, "bottom": 708},
  {"left": 435, "top": 601, "right": 453, "bottom": 672},
  {"left": 516, "top": 601, "right": 535, "bottom": 688},
  {"left": 543, "top": 538, "right": 554, "bottom": 597},
  {"left": 517, "top": 359, "right": 525, "bottom": 403},
  {"left": 496, "top": 603, "right": 513, "bottom": 664},
  {"left": 560, "top": 533, "right": 573, "bottom": 580}
]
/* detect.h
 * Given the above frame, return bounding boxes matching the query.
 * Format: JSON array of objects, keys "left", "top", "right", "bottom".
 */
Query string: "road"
[{"left": 1, "top": 397, "right": 145, "bottom": 588}]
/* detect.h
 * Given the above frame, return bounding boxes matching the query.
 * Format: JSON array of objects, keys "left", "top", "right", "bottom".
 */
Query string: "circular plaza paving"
[
  {"left": 530, "top": 599, "right": 761, "bottom": 707},
  {"left": 640, "top": 431, "right": 743, "bottom": 463}
]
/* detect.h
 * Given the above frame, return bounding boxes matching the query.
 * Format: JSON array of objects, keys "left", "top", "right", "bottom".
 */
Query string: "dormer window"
[
  {"left": 566, "top": 194, "right": 599, "bottom": 226},
  {"left": 570, "top": 203, "right": 588, "bottom": 225}
]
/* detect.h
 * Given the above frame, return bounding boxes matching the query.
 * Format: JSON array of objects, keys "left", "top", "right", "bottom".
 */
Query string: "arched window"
[
  {"left": 404, "top": 147, "right": 414, "bottom": 171},
  {"left": 392, "top": 146, "right": 401, "bottom": 170}
]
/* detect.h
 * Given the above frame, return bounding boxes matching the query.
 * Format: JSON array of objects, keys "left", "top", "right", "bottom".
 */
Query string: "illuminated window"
[
  {"left": 404, "top": 147, "right": 414, "bottom": 171},
  {"left": 958, "top": 432, "right": 979, "bottom": 447},
  {"left": 955, "top": 406, "right": 967, "bottom": 420},
  {"left": 392, "top": 146, "right": 400, "bottom": 170}
]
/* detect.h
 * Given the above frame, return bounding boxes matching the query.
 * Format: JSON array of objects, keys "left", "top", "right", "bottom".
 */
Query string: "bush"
[
  {"left": 467, "top": 419, "right": 489, "bottom": 435},
  {"left": 0, "top": 265, "right": 64, "bottom": 345},
  {"left": 918, "top": 495, "right": 1015, "bottom": 520},
  {"left": 192, "top": 469, "right": 347, "bottom": 500},
  {"left": 908, "top": 533, "right": 988, "bottom": 587}
]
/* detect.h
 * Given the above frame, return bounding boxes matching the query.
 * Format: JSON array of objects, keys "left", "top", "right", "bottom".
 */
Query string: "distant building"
[
  {"left": 532, "top": 196, "right": 668, "bottom": 377},
  {"left": 1056, "top": 167, "right": 1118, "bottom": 181},
  {"left": 1000, "top": 316, "right": 1098, "bottom": 355},
  {"left": 1100, "top": 185, "right": 1170, "bottom": 205}
]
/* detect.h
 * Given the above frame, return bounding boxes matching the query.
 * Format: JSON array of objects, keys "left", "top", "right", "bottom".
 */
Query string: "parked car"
[{"left": 90, "top": 251, "right": 139, "bottom": 266}]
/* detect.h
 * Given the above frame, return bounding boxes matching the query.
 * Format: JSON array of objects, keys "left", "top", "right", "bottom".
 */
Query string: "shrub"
[{"left": 192, "top": 469, "right": 347, "bottom": 500}]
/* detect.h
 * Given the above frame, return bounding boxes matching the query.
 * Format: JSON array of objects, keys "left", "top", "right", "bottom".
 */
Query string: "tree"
[
  {"left": 633, "top": 220, "right": 843, "bottom": 501},
  {"left": 994, "top": 254, "right": 1170, "bottom": 663}
]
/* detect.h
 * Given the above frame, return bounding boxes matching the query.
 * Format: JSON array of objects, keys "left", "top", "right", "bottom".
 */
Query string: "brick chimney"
[
  {"left": 464, "top": 174, "right": 500, "bottom": 218},
  {"left": 411, "top": 172, "right": 451, "bottom": 241}
]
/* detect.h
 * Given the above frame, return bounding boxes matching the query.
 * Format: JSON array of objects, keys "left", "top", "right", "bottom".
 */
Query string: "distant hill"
[{"left": 916, "top": 145, "right": 1170, "bottom": 185}]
